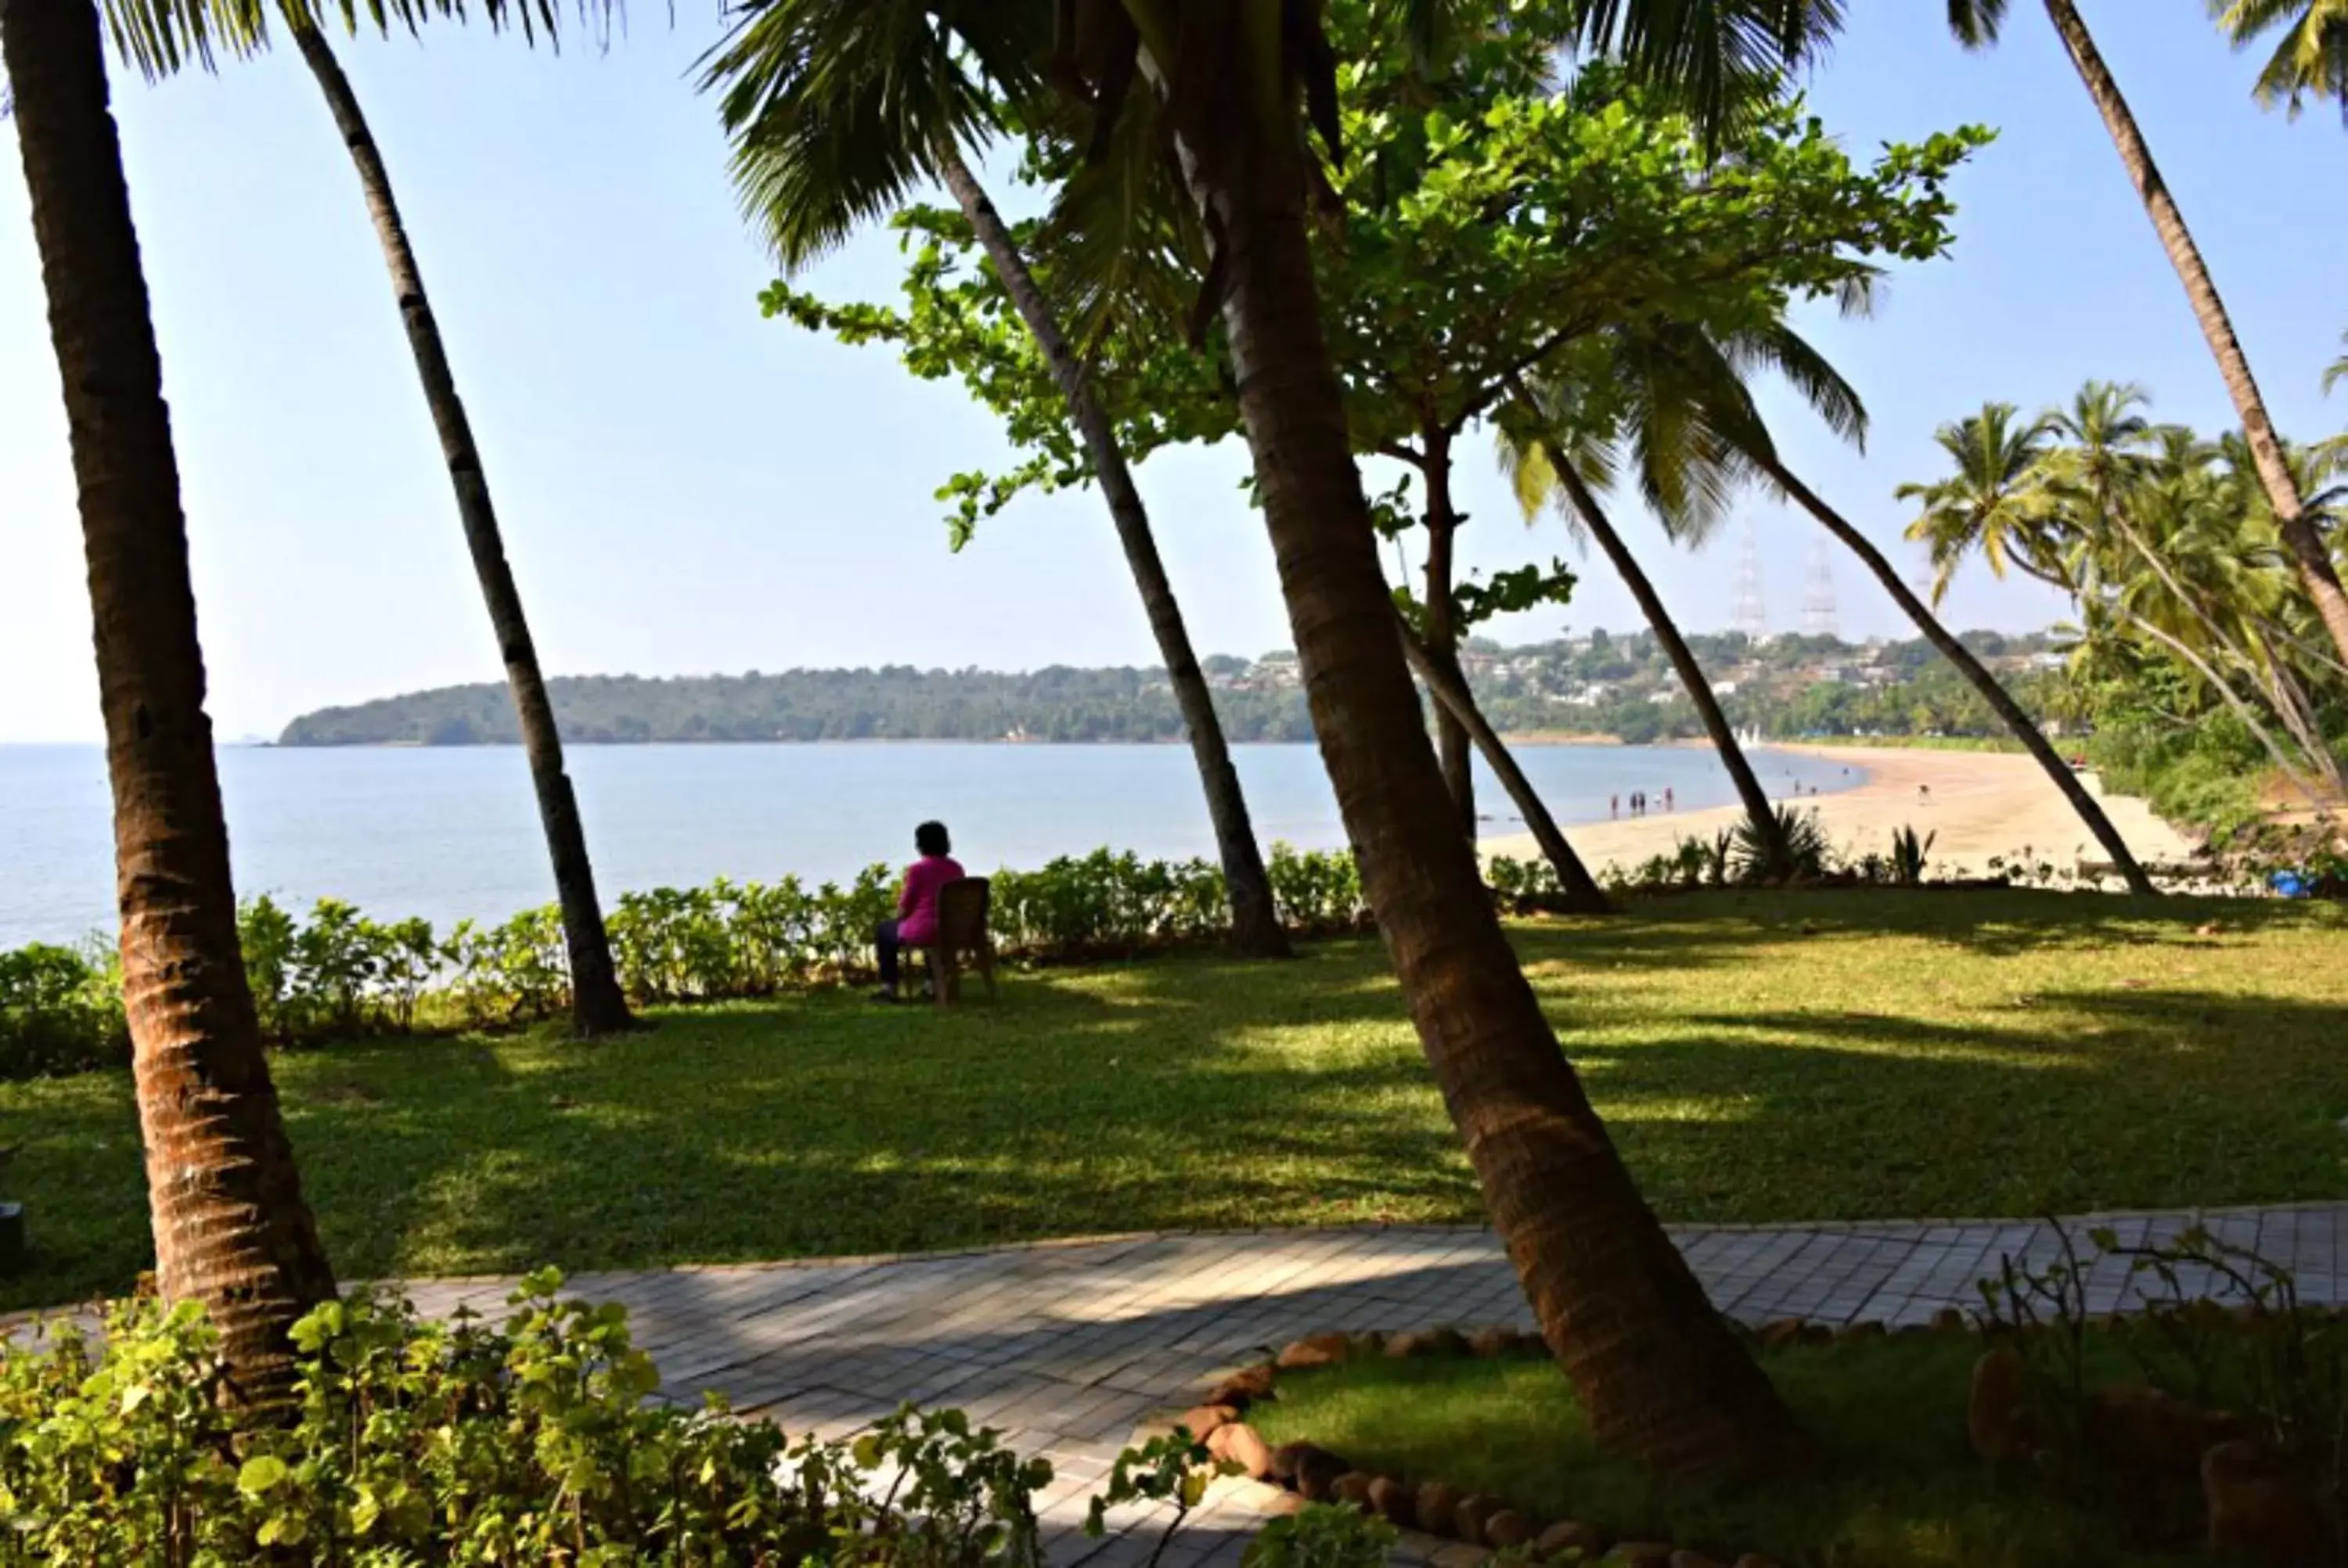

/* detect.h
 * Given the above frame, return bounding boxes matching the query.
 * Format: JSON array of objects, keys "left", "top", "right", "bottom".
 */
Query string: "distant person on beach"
[
  {"left": 1918, "top": 784, "right": 1932, "bottom": 806},
  {"left": 1664, "top": 787, "right": 1674, "bottom": 812},
  {"left": 1610, "top": 793, "right": 1619, "bottom": 819},
  {"left": 874, "top": 820, "right": 963, "bottom": 1003}
]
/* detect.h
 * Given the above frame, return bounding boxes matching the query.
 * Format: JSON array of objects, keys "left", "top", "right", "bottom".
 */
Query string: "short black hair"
[{"left": 915, "top": 821, "right": 951, "bottom": 857}]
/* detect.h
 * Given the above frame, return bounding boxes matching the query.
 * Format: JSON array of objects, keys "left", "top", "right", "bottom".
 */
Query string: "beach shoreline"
[{"left": 1481, "top": 742, "right": 2202, "bottom": 879}]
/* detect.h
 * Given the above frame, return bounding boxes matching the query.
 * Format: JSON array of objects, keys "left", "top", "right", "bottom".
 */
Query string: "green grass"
[
  {"left": 6, "top": 889, "right": 2346, "bottom": 1313},
  {"left": 1248, "top": 1345, "right": 2215, "bottom": 1567}
]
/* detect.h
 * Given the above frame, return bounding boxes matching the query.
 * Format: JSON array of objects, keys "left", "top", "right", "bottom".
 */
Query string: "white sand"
[{"left": 1481, "top": 743, "right": 2203, "bottom": 881}]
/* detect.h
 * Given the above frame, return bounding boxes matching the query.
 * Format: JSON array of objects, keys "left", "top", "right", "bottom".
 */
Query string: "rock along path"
[{"left": 361, "top": 1207, "right": 2348, "bottom": 1566}]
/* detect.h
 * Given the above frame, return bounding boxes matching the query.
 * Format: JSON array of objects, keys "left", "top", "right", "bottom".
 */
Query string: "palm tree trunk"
[
  {"left": 3, "top": 0, "right": 336, "bottom": 1408},
  {"left": 2101, "top": 506, "right": 2348, "bottom": 800},
  {"left": 2127, "top": 615, "right": 2327, "bottom": 807},
  {"left": 1186, "top": 103, "right": 1799, "bottom": 1480},
  {"left": 933, "top": 146, "right": 1291, "bottom": 958},
  {"left": 1550, "top": 465, "right": 1791, "bottom": 870},
  {"left": 1423, "top": 434, "right": 1477, "bottom": 839},
  {"left": 1397, "top": 617, "right": 1613, "bottom": 914},
  {"left": 1761, "top": 459, "right": 2161, "bottom": 895},
  {"left": 290, "top": 22, "right": 632, "bottom": 1034},
  {"left": 2041, "top": 0, "right": 2348, "bottom": 669}
]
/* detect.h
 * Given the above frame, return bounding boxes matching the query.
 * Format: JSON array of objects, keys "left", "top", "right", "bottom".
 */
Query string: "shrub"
[
  {"left": 0, "top": 941, "right": 127, "bottom": 1081},
  {"left": 1266, "top": 843, "right": 1370, "bottom": 935},
  {"left": 1730, "top": 807, "right": 1830, "bottom": 884},
  {"left": 0, "top": 843, "right": 1400, "bottom": 1070},
  {"left": 0, "top": 1272, "right": 1062, "bottom": 1566}
]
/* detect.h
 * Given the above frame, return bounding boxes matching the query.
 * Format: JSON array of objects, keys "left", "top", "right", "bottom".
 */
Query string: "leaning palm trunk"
[
  {"left": 2041, "top": 0, "right": 2348, "bottom": 669},
  {"left": 1397, "top": 617, "right": 1613, "bottom": 914},
  {"left": 1423, "top": 442, "right": 1478, "bottom": 839},
  {"left": 1550, "top": 466, "right": 1791, "bottom": 872},
  {"left": 1759, "top": 459, "right": 2161, "bottom": 895},
  {"left": 934, "top": 145, "right": 1290, "bottom": 958},
  {"left": 2099, "top": 508, "right": 2348, "bottom": 800},
  {"left": 291, "top": 21, "right": 632, "bottom": 1034},
  {"left": 4, "top": 0, "right": 337, "bottom": 1409},
  {"left": 1185, "top": 99, "right": 1799, "bottom": 1479},
  {"left": 2131, "top": 619, "right": 2329, "bottom": 808}
]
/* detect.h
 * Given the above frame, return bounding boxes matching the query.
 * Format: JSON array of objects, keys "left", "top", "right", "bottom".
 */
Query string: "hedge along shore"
[{"left": 1480, "top": 743, "right": 2201, "bottom": 881}]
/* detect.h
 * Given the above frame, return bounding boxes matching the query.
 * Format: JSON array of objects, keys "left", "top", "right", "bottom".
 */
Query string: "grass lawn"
[
  {"left": 5, "top": 889, "right": 2346, "bottom": 1313},
  {"left": 1248, "top": 1343, "right": 2213, "bottom": 1567}
]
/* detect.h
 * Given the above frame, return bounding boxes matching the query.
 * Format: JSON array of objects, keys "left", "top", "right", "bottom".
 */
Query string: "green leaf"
[{"left": 239, "top": 1455, "right": 290, "bottom": 1496}]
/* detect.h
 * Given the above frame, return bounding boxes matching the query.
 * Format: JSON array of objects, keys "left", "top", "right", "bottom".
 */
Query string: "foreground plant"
[{"left": 0, "top": 1271, "right": 1060, "bottom": 1564}]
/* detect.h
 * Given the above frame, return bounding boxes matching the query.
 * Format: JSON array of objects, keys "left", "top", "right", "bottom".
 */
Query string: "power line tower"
[
  {"left": 1731, "top": 524, "right": 1769, "bottom": 641},
  {"left": 1800, "top": 538, "right": 1840, "bottom": 641}
]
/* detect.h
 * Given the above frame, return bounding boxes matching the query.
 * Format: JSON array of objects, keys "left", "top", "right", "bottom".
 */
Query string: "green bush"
[
  {"left": 0, "top": 1272, "right": 1061, "bottom": 1566},
  {"left": 0, "top": 942, "right": 127, "bottom": 1081},
  {"left": 0, "top": 843, "right": 1391, "bottom": 1070}
]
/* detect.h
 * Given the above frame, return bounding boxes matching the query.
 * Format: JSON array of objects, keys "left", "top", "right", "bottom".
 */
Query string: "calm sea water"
[{"left": 0, "top": 742, "right": 1860, "bottom": 948}]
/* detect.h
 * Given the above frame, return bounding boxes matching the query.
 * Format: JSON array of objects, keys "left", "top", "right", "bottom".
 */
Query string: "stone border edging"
[{"left": 1154, "top": 1316, "right": 1991, "bottom": 1568}]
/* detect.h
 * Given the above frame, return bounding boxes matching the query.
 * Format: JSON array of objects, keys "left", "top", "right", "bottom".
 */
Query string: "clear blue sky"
[{"left": 2, "top": 2, "right": 2343, "bottom": 743}]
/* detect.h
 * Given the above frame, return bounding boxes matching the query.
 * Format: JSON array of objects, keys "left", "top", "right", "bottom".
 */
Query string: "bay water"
[{"left": 0, "top": 742, "right": 1860, "bottom": 948}]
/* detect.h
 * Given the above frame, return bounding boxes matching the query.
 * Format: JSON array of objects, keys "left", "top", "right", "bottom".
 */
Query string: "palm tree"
[
  {"left": 700, "top": 0, "right": 1839, "bottom": 1476},
  {"left": 2, "top": 0, "right": 337, "bottom": 1411},
  {"left": 927, "top": 145, "right": 1292, "bottom": 956},
  {"left": 1898, "top": 403, "right": 2069, "bottom": 601},
  {"left": 708, "top": 16, "right": 1290, "bottom": 957},
  {"left": 1949, "top": 0, "right": 2348, "bottom": 668},
  {"left": 1395, "top": 613, "right": 1613, "bottom": 913},
  {"left": 286, "top": 18, "right": 636, "bottom": 1033},
  {"left": 2213, "top": 0, "right": 2348, "bottom": 120},
  {"left": 2325, "top": 330, "right": 2347, "bottom": 397},
  {"left": 1497, "top": 367, "right": 1793, "bottom": 875},
  {"left": 1698, "top": 354, "right": 2159, "bottom": 894}
]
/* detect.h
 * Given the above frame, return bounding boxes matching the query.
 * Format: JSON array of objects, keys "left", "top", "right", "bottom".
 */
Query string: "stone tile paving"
[{"left": 13, "top": 1206, "right": 2347, "bottom": 1565}]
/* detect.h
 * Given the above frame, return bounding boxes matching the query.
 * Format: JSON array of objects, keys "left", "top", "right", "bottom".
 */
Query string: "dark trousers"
[{"left": 876, "top": 918, "right": 903, "bottom": 987}]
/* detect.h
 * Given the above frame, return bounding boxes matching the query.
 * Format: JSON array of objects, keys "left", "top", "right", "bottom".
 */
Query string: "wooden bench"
[{"left": 909, "top": 876, "right": 998, "bottom": 1006}]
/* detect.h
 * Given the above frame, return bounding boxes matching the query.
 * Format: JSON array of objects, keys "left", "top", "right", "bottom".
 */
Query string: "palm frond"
[
  {"left": 1945, "top": 0, "right": 2008, "bottom": 49},
  {"left": 1720, "top": 318, "right": 1868, "bottom": 452},
  {"left": 102, "top": 0, "right": 589, "bottom": 81},
  {"left": 2214, "top": 0, "right": 2348, "bottom": 120},
  {"left": 702, "top": 0, "right": 1046, "bottom": 270},
  {"left": 1568, "top": 0, "right": 1847, "bottom": 142}
]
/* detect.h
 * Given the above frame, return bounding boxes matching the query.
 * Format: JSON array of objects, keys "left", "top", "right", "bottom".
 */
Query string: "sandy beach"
[{"left": 1482, "top": 743, "right": 2203, "bottom": 881}]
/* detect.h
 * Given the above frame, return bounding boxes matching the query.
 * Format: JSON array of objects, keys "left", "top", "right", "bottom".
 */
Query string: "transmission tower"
[
  {"left": 1731, "top": 524, "right": 1769, "bottom": 641},
  {"left": 1799, "top": 538, "right": 1841, "bottom": 640}
]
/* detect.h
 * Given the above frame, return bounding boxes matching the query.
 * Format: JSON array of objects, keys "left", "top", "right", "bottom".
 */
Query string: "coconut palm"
[
  {"left": 286, "top": 19, "right": 636, "bottom": 1033},
  {"left": 700, "top": 0, "right": 1845, "bottom": 1476},
  {"left": 1495, "top": 368, "right": 1795, "bottom": 875},
  {"left": 2, "top": 0, "right": 600, "bottom": 1408},
  {"left": 1899, "top": 404, "right": 2069, "bottom": 600},
  {"left": 0, "top": 0, "right": 348, "bottom": 1410},
  {"left": 708, "top": 10, "right": 1289, "bottom": 957},
  {"left": 1543, "top": 323, "right": 2165, "bottom": 894},
  {"left": 1395, "top": 613, "right": 1614, "bottom": 913},
  {"left": 2213, "top": 0, "right": 2348, "bottom": 120},
  {"left": 1948, "top": 0, "right": 2348, "bottom": 668},
  {"left": 938, "top": 146, "right": 1293, "bottom": 955}
]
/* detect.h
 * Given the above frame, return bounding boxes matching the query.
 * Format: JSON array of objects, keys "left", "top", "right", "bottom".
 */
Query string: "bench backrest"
[{"left": 936, "top": 877, "right": 991, "bottom": 950}]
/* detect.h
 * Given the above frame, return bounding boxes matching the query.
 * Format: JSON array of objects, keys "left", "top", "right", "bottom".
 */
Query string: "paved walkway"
[
  {"left": 383, "top": 1206, "right": 2348, "bottom": 1566},
  {"left": 15, "top": 1207, "right": 2345, "bottom": 1563}
]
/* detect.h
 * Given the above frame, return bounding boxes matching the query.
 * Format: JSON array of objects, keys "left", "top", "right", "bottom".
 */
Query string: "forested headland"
[{"left": 277, "top": 630, "right": 2067, "bottom": 748}]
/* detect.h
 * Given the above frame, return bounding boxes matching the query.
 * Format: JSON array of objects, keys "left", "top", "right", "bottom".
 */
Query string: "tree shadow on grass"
[{"left": 9, "top": 887, "right": 2341, "bottom": 1312}]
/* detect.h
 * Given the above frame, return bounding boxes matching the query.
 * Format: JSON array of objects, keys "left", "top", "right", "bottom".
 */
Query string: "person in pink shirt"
[{"left": 874, "top": 820, "right": 964, "bottom": 1002}]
